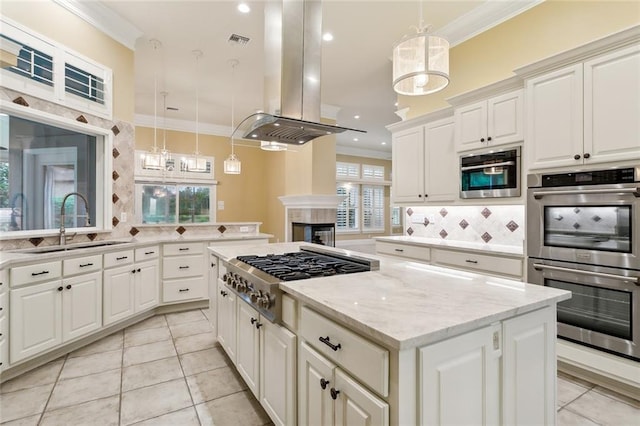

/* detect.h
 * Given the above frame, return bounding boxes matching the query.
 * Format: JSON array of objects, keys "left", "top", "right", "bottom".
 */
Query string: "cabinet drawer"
[
  {"left": 135, "top": 245, "right": 160, "bottom": 262},
  {"left": 432, "top": 249, "right": 523, "bottom": 278},
  {"left": 104, "top": 250, "right": 134, "bottom": 268},
  {"left": 0, "top": 269, "right": 6, "bottom": 293},
  {"left": 163, "top": 277, "right": 207, "bottom": 302},
  {"left": 0, "top": 292, "right": 7, "bottom": 319},
  {"left": 163, "top": 255, "right": 204, "bottom": 279},
  {"left": 64, "top": 255, "right": 103, "bottom": 276},
  {"left": 376, "top": 241, "right": 430, "bottom": 262},
  {"left": 164, "top": 242, "right": 204, "bottom": 256},
  {"left": 300, "top": 306, "right": 389, "bottom": 397},
  {"left": 0, "top": 315, "right": 6, "bottom": 370},
  {"left": 10, "top": 261, "right": 62, "bottom": 287}
]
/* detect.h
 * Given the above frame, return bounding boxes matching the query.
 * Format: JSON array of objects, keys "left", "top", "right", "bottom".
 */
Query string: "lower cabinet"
[
  {"left": 216, "top": 278, "right": 237, "bottom": 363},
  {"left": 299, "top": 342, "right": 389, "bottom": 426},
  {"left": 0, "top": 269, "right": 8, "bottom": 371},
  {"left": 103, "top": 259, "right": 159, "bottom": 326}
]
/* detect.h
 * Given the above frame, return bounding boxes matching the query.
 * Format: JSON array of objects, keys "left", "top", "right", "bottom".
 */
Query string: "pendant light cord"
[
  {"left": 194, "top": 50, "right": 202, "bottom": 155},
  {"left": 162, "top": 91, "right": 168, "bottom": 153},
  {"left": 230, "top": 60, "right": 236, "bottom": 157}
]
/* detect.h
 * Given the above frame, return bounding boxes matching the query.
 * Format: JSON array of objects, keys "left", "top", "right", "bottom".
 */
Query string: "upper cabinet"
[
  {"left": 455, "top": 90, "right": 524, "bottom": 152},
  {"left": 391, "top": 115, "right": 457, "bottom": 204},
  {"left": 523, "top": 40, "right": 640, "bottom": 170}
]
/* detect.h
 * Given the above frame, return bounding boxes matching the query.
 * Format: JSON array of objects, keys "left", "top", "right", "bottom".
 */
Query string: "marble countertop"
[
  {"left": 375, "top": 235, "right": 524, "bottom": 257},
  {"left": 0, "top": 233, "right": 272, "bottom": 269},
  {"left": 209, "top": 243, "right": 569, "bottom": 351}
]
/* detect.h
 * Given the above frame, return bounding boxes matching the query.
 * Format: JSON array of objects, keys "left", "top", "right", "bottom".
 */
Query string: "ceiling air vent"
[{"left": 228, "top": 34, "right": 250, "bottom": 46}]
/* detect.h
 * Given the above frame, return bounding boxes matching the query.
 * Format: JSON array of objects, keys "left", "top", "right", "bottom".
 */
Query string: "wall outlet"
[
  {"left": 217, "top": 201, "right": 225, "bottom": 210},
  {"left": 240, "top": 226, "right": 249, "bottom": 232},
  {"left": 120, "top": 212, "right": 127, "bottom": 223}
]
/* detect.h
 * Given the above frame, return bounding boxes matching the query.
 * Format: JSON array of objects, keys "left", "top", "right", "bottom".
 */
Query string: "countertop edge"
[{"left": 375, "top": 236, "right": 524, "bottom": 258}]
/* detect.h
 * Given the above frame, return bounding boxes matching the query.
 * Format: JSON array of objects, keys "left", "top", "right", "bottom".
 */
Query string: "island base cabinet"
[
  {"left": 419, "top": 324, "right": 501, "bottom": 426},
  {"left": 236, "top": 301, "right": 260, "bottom": 396},
  {"left": 216, "top": 278, "right": 236, "bottom": 363},
  {"left": 502, "top": 306, "right": 556, "bottom": 426},
  {"left": 299, "top": 341, "right": 389, "bottom": 426}
]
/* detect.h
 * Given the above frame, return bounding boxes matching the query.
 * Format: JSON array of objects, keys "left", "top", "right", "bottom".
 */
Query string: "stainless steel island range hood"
[{"left": 234, "top": 0, "right": 364, "bottom": 145}]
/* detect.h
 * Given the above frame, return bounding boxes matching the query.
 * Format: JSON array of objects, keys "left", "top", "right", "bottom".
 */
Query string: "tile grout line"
[
  {"left": 559, "top": 405, "right": 606, "bottom": 426},
  {"left": 119, "top": 329, "right": 125, "bottom": 426},
  {"left": 36, "top": 353, "right": 69, "bottom": 425},
  {"left": 589, "top": 386, "right": 640, "bottom": 409}
]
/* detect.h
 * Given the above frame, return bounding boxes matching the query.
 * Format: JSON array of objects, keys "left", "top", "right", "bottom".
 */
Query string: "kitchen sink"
[{"left": 18, "top": 241, "right": 129, "bottom": 254}]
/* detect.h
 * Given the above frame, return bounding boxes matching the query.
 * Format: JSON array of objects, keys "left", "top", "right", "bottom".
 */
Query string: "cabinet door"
[
  {"left": 526, "top": 64, "right": 584, "bottom": 170},
  {"left": 488, "top": 89, "right": 524, "bottom": 146},
  {"left": 236, "top": 300, "right": 260, "bottom": 396},
  {"left": 135, "top": 260, "right": 159, "bottom": 312},
  {"left": 10, "top": 280, "right": 63, "bottom": 362},
  {"left": 392, "top": 126, "right": 425, "bottom": 203},
  {"left": 584, "top": 44, "right": 640, "bottom": 164},
  {"left": 260, "top": 319, "right": 296, "bottom": 426},
  {"left": 298, "top": 342, "right": 334, "bottom": 426},
  {"left": 419, "top": 324, "right": 501, "bottom": 426},
  {"left": 503, "top": 307, "right": 556, "bottom": 426},
  {"left": 208, "top": 254, "right": 219, "bottom": 335},
  {"left": 217, "top": 279, "right": 237, "bottom": 363},
  {"left": 424, "top": 117, "right": 457, "bottom": 202},
  {"left": 333, "top": 368, "right": 389, "bottom": 426},
  {"left": 62, "top": 271, "right": 102, "bottom": 342},
  {"left": 103, "top": 264, "right": 135, "bottom": 326},
  {"left": 455, "top": 100, "right": 488, "bottom": 151}
]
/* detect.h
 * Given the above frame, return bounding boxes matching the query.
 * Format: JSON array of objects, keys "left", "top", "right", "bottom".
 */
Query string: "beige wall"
[
  {"left": 401, "top": 0, "right": 640, "bottom": 117},
  {"left": 2, "top": 1, "right": 135, "bottom": 122},
  {"left": 335, "top": 154, "right": 393, "bottom": 241}
]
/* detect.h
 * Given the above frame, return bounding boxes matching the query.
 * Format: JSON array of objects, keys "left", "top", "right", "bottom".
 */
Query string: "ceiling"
[{"left": 87, "top": 0, "right": 540, "bottom": 159}]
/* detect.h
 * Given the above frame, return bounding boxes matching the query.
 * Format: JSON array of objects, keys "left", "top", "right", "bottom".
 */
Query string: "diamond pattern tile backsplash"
[{"left": 405, "top": 205, "right": 524, "bottom": 247}]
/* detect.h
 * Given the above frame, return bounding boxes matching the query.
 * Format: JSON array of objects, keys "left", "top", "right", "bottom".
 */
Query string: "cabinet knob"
[
  {"left": 251, "top": 317, "right": 257, "bottom": 325},
  {"left": 574, "top": 154, "right": 581, "bottom": 160},
  {"left": 255, "top": 322, "right": 263, "bottom": 329},
  {"left": 584, "top": 153, "right": 591, "bottom": 159},
  {"left": 320, "top": 378, "right": 330, "bottom": 390},
  {"left": 418, "top": 194, "right": 422, "bottom": 198},
  {"left": 424, "top": 194, "right": 428, "bottom": 198},
  {"left": 480, "top": 138, "right": 485, "bottom": 142},
  {"left": 131, "top": 269, "right": 137, "bottom": 274},
  {"left": 487, "top": 136, "right": 492, "bottom": 141},
  {"left": 57, "top": 286, "right": 63, "bottom": 292},
  {"left": 66, "top": 284, "right": 72, "bottom": 290},
  {"left": 330, "top": 388, "right": 340, "bottom": 400}
]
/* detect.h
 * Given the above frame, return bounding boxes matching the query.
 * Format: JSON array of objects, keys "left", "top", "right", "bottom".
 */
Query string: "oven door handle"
[
  {"left": 460, "top": 161, "right": 515, "bottom": 172},
  {"left": 532, "top": 263, "right": 639, "bottom": 285},
  {"left": 532, "top": 187, "right": 640, "bottom": 199}
]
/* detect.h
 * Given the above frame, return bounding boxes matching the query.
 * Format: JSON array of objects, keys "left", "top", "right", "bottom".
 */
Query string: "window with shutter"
[
  {"left": 337, "top": 183, "right": 359, "bottom": 231},
  {"left": 362, "top": 185, "right": 385, "bottom": 231}
]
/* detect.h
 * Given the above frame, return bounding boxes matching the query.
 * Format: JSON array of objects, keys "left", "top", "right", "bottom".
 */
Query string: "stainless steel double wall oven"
[{"left": 527, "top": 167, "right": 640, "bottom": 360}]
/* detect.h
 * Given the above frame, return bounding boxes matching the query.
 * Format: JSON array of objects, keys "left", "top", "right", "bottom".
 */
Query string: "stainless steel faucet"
[{"left": 59, "top": 192, "right": 91, "bottom": 245}]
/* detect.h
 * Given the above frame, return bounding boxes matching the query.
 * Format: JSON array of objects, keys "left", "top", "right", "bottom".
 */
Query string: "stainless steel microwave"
[{"left": 460, "top": 146, "right": 521, "bottom": 199}]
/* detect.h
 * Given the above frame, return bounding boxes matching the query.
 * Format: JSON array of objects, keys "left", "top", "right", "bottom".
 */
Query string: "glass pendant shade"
[
  {"left": 224, "top": 153, "right": 241, "bottom": 174},
  {"left": 260, "top": 141, "right": 288, "bottom": 151},
  {"left": 143, "top": 151, "right": 163, "bottom": 170},
  {"left": 392, "top": 32, "right": 449, "bottom": 96},
  {"left": 188, "top": 156, "right": 208, "bottom": 172}
]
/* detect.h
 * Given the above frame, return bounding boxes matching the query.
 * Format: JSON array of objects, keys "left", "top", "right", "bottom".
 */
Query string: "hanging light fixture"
[
  {"left": 188, "top": 50, "right": 208, "bottom": 172},
  {"left": 392, "top": 0, "right": 449, "bottom": 96},
  {"left": 143, "top": 39, "right": 164, "bottom": 170},
  {"left": 224, "top": 59, "right": 241, "bottom": 175}
]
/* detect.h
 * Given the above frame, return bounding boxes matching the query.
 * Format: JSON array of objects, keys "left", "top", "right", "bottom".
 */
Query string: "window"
[
  {"left": 391, "top": 206, "right": 402, "bottom": 226},
  {"left": 136, "top": 184, "right": 215, "bottom": 224},
  {"left": 362, "top": 185, "right": 385, "bottom": 231},
  {"left": 2, "top": 34, "right": 53, "bottom": 87},
  {"left": 336, "top": 184, "right": 358, "bottom": 231},
  {"left": 65, "top": 63, "right": 105, "bottom": 105},
  {"left": 0, "top": 107, "right": 110, "bottom": 235},
  {"left": 362, "top": 164, "right": 385, "bottom": 181},
  {"left": 336, "top": 162, "right": 360, "bottom": 180}
]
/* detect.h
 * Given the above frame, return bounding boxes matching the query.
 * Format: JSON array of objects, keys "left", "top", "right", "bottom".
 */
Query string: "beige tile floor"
[{"left": 1, "top": 308, "right": 638, "bottom": 425}]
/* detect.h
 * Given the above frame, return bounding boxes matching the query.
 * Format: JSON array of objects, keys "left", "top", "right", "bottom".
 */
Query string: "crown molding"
[
  {"left": 436, "top": 0, "right": 543, "bottom": 47},
  {"left": 446, "top": 76, "right": 523, "bottom": 107},
  {"left": 135, "top": 114, "right": 231, "bottom": 136},
  {"left": 386, "top": 107, "right": 453, "bottom": 133},
  {"left": 52, "top": 0, "right": 143, "bottom": 50},
  {"left": 335, "top": 145, "right": 392, "bottom": 161},
  {"left": 279, "top": 195, "right": 346, "bottom": 209}
]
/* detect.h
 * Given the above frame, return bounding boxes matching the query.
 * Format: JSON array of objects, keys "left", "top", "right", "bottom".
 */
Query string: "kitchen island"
[{"left": 209, "top": 242, "right": 571, "bottom": 426}]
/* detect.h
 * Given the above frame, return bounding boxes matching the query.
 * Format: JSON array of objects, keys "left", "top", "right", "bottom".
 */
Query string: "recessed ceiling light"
[
  {"left": 251, "top": 134, "right": 258, "bottom": 138},
  {"left": 238, "top": 3, "right": 250, "bottom": 13},
  {"left": 353, "top": 138, "right": 359, "bottom": 142},
  {"left": 381, "top": 142, "right": 387, "bottom": 145},
  {"left": 322, "top": 33, "right": 334, "bottom": 42},
  {"left": 354, "top": 115, "right": 360, "bottom": 119},
  {"left": 394, "top": 102, "right": 398, "bottom": 107}
]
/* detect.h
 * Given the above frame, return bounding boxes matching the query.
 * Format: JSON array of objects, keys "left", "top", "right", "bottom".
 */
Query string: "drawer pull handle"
[
  {"left": 179, "top": 248, "right": 190, "bottom": 251},
  {"left": 179, "top": 288, "right": 190, "bottom": 292},
  {"left": 319, "top": 336, "right": 342, "bottom": 351},
  {"left": 255, "top": 321, "right": 263, "bottom": 329},
  {"left": 31, "top": 270, "right": 49, "bottom": 276},
  {"left": 179, "top": 266, "right": 190, "bottom": 269},
  {"left": 211, "top": 263, "right": 216, "bottom": 267},
  {"left": 144, "top": 251, "right": 155, "bottom": 255},
  {"left": 251, "top": 317, "right": 258, "bottom": 325},
  {"left": 116, "top": 256, "right": 128, "bottom": 260},
  {"left": 465, "top": 259, "right": 478, "bottom": 264},
  {"left": 330, "top": 388, "right": 340, "bottom": 400},
  {"left": 394, "top": 248, "right": 404, "bottom": 252},
  {"left": 320, "top": 378, "right": 329, "bottom": 390},
  {"left": 79, "top": 263, "right": 93, "bottom": 268}
]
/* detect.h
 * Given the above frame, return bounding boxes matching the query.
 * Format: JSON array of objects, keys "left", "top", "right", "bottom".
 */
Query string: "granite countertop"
[
  {"left": 375, "top": 235, "right": 524, "bottom": 257},
  {"left": 209, "top": 243, "right": 570, "bottom": 351},
  {"left": 0, "top": 233, "right": 272, "bottom": 269}
]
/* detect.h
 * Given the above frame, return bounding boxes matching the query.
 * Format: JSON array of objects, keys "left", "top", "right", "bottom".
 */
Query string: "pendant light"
[
  {"left": 392, "top": 0, "right": 449, "bottom": 96},
  {"left": 224, "top": 59, "right": 241, "bottom": 175},
  {"left": 189, "top": 50, "right": 207, "bottom": 172},
  {"left": 143, "top": 39, "right": 164, "bottom": 170}
]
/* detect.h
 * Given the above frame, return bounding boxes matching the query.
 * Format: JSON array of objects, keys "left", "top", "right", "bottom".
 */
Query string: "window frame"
[
  {"left": 134, "top": 182, "right": 217, "bottom": 225},
  {"left": 362, "top": 184, "right": 385, "bottom": 232},
  {"left": 336, "top": 183, "right": 359, "bottom": 233}
]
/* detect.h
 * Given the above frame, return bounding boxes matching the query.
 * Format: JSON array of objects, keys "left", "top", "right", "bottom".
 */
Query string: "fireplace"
[{"left": 292, "top": 222, "right": 335, "bottom": 247}]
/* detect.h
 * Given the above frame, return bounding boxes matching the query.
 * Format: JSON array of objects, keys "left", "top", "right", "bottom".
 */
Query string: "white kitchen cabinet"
[
  {"left": 392, "top": 117, "right": 456, "bottom": 204},
  {"left": 236, "top": 300, "right": 261, "bottom": 396},
  {"left": 502, "top": 306, "right": 556, "bottom": 426},
  {"left": 298, "top": 341, "right": 389, "bottom": 426},
  {"left": 135, "top": 259, "right": 159, "bottom": 312},
  {"left": 0, "top": 269, "right": 9, "bottom": 371},
  {"left": 163, "top": 242, "right": 206, "bottom": 303},
  {"left": 61, "top": 271, "right": 102, "bottom": 342},
  {"left": 455, "top": 90, "right": 524, "bottom": 151},
  {"left": 217, "top": 278, "right": 237, "bottom": 363},
  {"left": 419, "top": 324, "right": 501, "bottom": 425},
  {"left": 208, "top": 252, "right": 219, "bottom": 336},
  {"left": 103, "top": 263, "right": 136, "bottom": 325},
  {"left": 527, "top": 45, "right": 640, "bottom": 170},
  {"left": 432, "top": 248, "right": 523, "bottom": 279}
]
